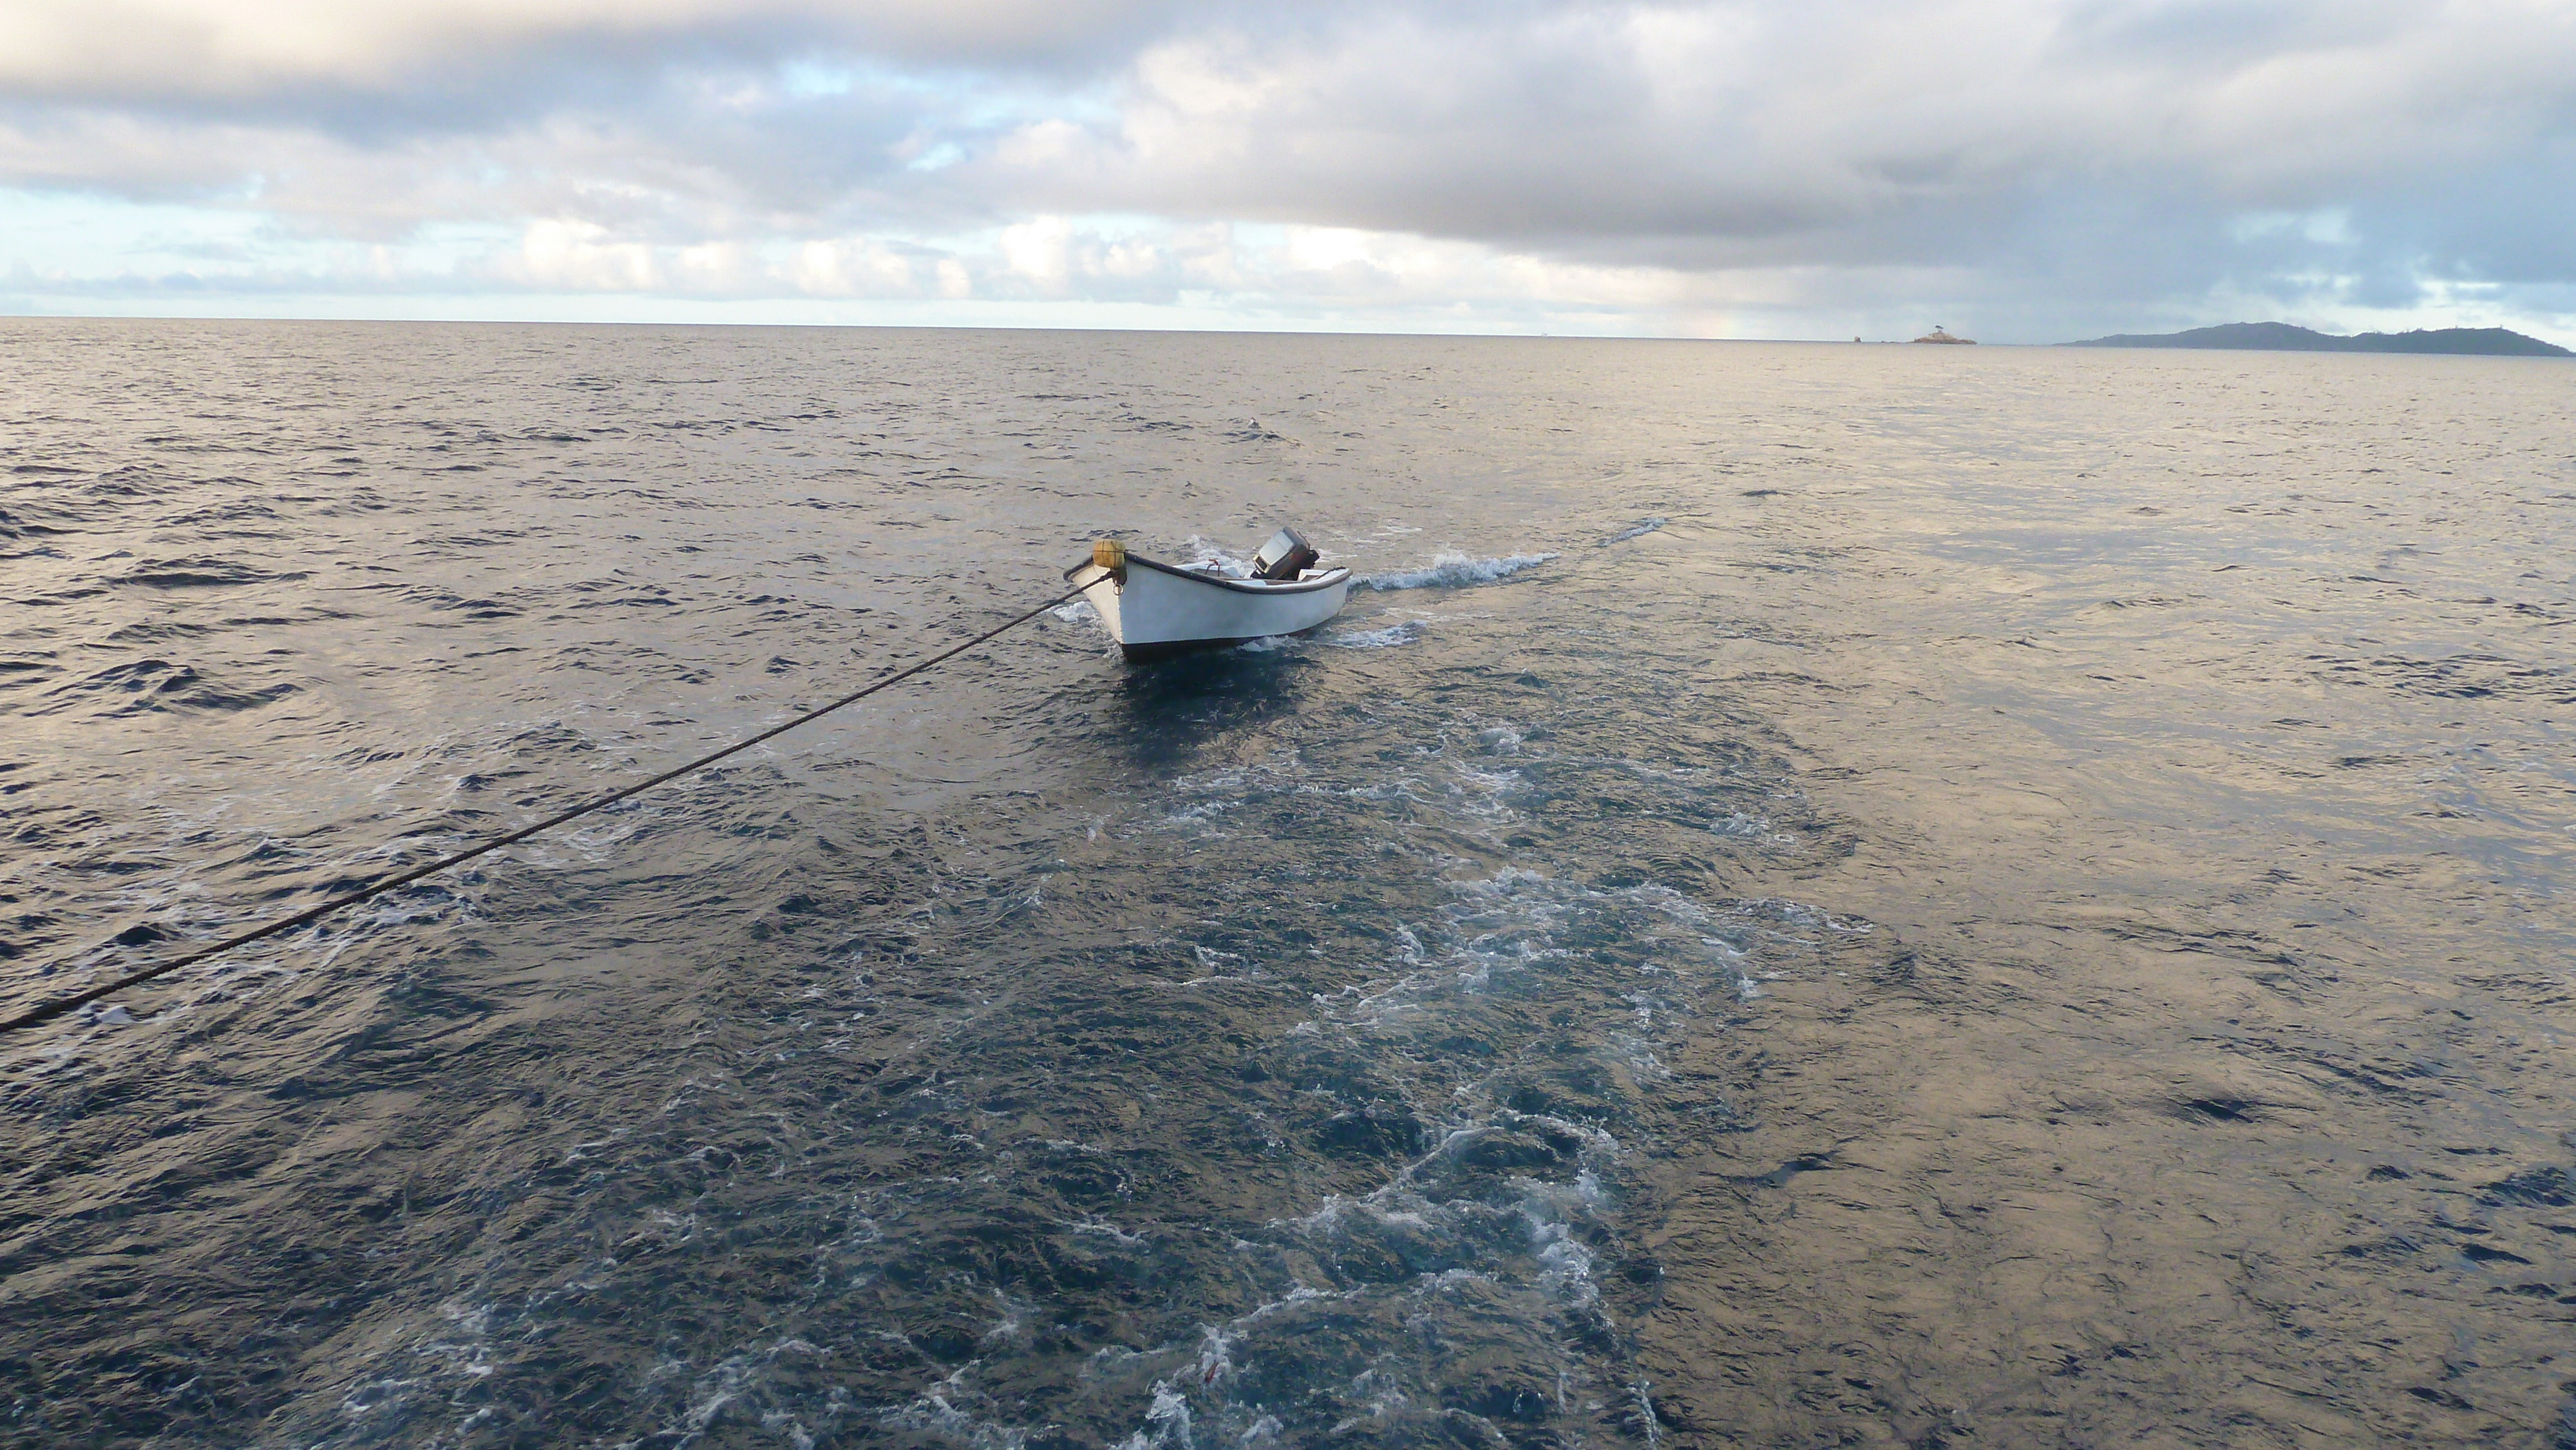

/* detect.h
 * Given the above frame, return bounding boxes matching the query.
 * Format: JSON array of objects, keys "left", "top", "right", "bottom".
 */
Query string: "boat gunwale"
[{"left": 1063, "top": 552, "right": 1353, "bottom": 596}]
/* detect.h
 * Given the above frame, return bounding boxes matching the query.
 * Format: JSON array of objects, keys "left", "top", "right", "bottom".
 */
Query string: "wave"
[
  {"left": 118, "top": 557, "right": 303, "bottom": 589},
  {"left": 1363, "top": 551, "right": 1557, "bottom": 590},
  {"left": 1601, "top": 516, "right": 1667, "bottom": 545}
]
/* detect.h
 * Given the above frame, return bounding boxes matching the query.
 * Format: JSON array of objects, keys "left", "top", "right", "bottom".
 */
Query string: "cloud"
[
  {"left": 2, "top": 0, "right": 2573, "bottom": 340},
  {"left": 983, "top": 3, "right": 2576, "bottom": 252},
  {"left": 0, "top": 1, "right": 1189, "bottom": 106}
]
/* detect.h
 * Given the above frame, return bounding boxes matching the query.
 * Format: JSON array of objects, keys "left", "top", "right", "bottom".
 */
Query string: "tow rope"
[{"left": 1, "top": 584, "right": 1085, "bottom": 1036}]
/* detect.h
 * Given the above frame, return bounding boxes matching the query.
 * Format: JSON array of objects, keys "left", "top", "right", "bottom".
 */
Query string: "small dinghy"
[{"left": 1065, "top": 528, "right": 1352, "bottom": 658}]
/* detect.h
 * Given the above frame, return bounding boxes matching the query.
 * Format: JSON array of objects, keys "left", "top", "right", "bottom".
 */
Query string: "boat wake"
[
  {"left": 1325, "top": 619, "right": 1427, "bottom": 649},
  {"left": 1363, "top": 551, "right": 1557, "bottom": 590}
]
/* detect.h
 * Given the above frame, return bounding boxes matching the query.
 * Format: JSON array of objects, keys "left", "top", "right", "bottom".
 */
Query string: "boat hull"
[{"left": 1066, "top": 554, "right": 1351, "bottom": 657}]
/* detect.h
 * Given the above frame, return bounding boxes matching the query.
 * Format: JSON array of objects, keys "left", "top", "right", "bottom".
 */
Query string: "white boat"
[{"left": 1064, "top": 529, "right": 1352, "bottom": 658}]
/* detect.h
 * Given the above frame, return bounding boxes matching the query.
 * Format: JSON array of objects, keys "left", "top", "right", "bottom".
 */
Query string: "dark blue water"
[{"left": 4, "top": 323, "right": 2572, "bottom": 1447}]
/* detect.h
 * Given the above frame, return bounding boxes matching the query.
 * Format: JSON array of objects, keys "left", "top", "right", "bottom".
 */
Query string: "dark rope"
[{"left": 2, "top": 584, "right": 1086, "bottom": 1036}]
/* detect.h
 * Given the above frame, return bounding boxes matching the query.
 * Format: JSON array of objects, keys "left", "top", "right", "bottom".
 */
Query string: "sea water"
[{"left": 3, "top": 323, "right": 2571, "bottom": 1447}]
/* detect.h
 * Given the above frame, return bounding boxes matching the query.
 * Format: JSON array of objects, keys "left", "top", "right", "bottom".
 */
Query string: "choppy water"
[{"left": 3, "top": 323, "right": 2571, "bottom": 1449}]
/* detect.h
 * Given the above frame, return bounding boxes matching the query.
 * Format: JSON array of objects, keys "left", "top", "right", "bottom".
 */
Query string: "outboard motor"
[{"left": 1253, "top": 527, "right": 1320, "bottom": 581}]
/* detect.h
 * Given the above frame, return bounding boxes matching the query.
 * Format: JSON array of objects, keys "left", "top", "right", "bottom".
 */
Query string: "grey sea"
[{"left": 3, "top": 321, "right": 2572, "bottom": 1449}]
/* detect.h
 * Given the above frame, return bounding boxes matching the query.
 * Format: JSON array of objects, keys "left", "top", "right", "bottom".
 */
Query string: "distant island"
[
  {"left": 1913, "top": 326, "right": 1975, "bottom": 344},
  {"left": 2063, "top": 321, "right": 2571, "bottom": 357}
]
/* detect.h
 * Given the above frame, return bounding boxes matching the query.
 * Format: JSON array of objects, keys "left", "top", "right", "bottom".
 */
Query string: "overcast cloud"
[{"left": 4, "top": 0, "right": 2572, "bottom": 340}]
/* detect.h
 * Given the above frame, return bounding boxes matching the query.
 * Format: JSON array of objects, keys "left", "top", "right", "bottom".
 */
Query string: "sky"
[{"left": 3, "top": 0, "right": 2573, "bottom": 343}]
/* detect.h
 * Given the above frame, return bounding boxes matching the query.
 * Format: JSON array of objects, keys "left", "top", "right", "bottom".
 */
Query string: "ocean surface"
[{"left": 2, "top": 322, "right": 2571, "bottom": 1449}]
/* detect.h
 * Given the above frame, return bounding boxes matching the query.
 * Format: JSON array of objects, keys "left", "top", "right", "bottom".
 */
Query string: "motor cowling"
[{"left": 1253, "top": 527, "right": 1320, "bottom": 580}]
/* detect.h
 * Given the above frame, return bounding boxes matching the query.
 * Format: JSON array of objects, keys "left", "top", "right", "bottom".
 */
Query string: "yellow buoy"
[{"left": 1092, "top": 538, "right": 1127, "bottom": 571}]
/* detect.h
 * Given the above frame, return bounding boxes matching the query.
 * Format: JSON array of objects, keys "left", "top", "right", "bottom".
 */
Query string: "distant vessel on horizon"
[{"left": 1912, "top": 326, "right": 1975, "bottom": 344}]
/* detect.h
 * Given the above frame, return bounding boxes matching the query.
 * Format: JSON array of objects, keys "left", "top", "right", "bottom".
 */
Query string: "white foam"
[
  {"left": 1323, "top": 620, "right": 1425, "bottom": 649},
  {"left": 877, "top": 1368, "right": 1034, "bottom": 1450},
  {"left": 1192, "top": 1326, "right": 1237, "bottom": 1388},
  {"left": 1633, "top": 1381, "right": 1664, "bottom": 1447},
  {"left": 983, "top": 1289, "right": 1034, "bottom": 1343},
  {"left": 1601, "top": 516, "right": 1667, "bottom": 545},
  {"left": 1113, "top": 1379, "right": 1195, "bottom": 1450},
  {"left": 1064, "top": 1216, "right": 1148, "bottom": 1245},
  {"left": 1362, "top": 551, "right": 1557, "bottom": 590}
]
